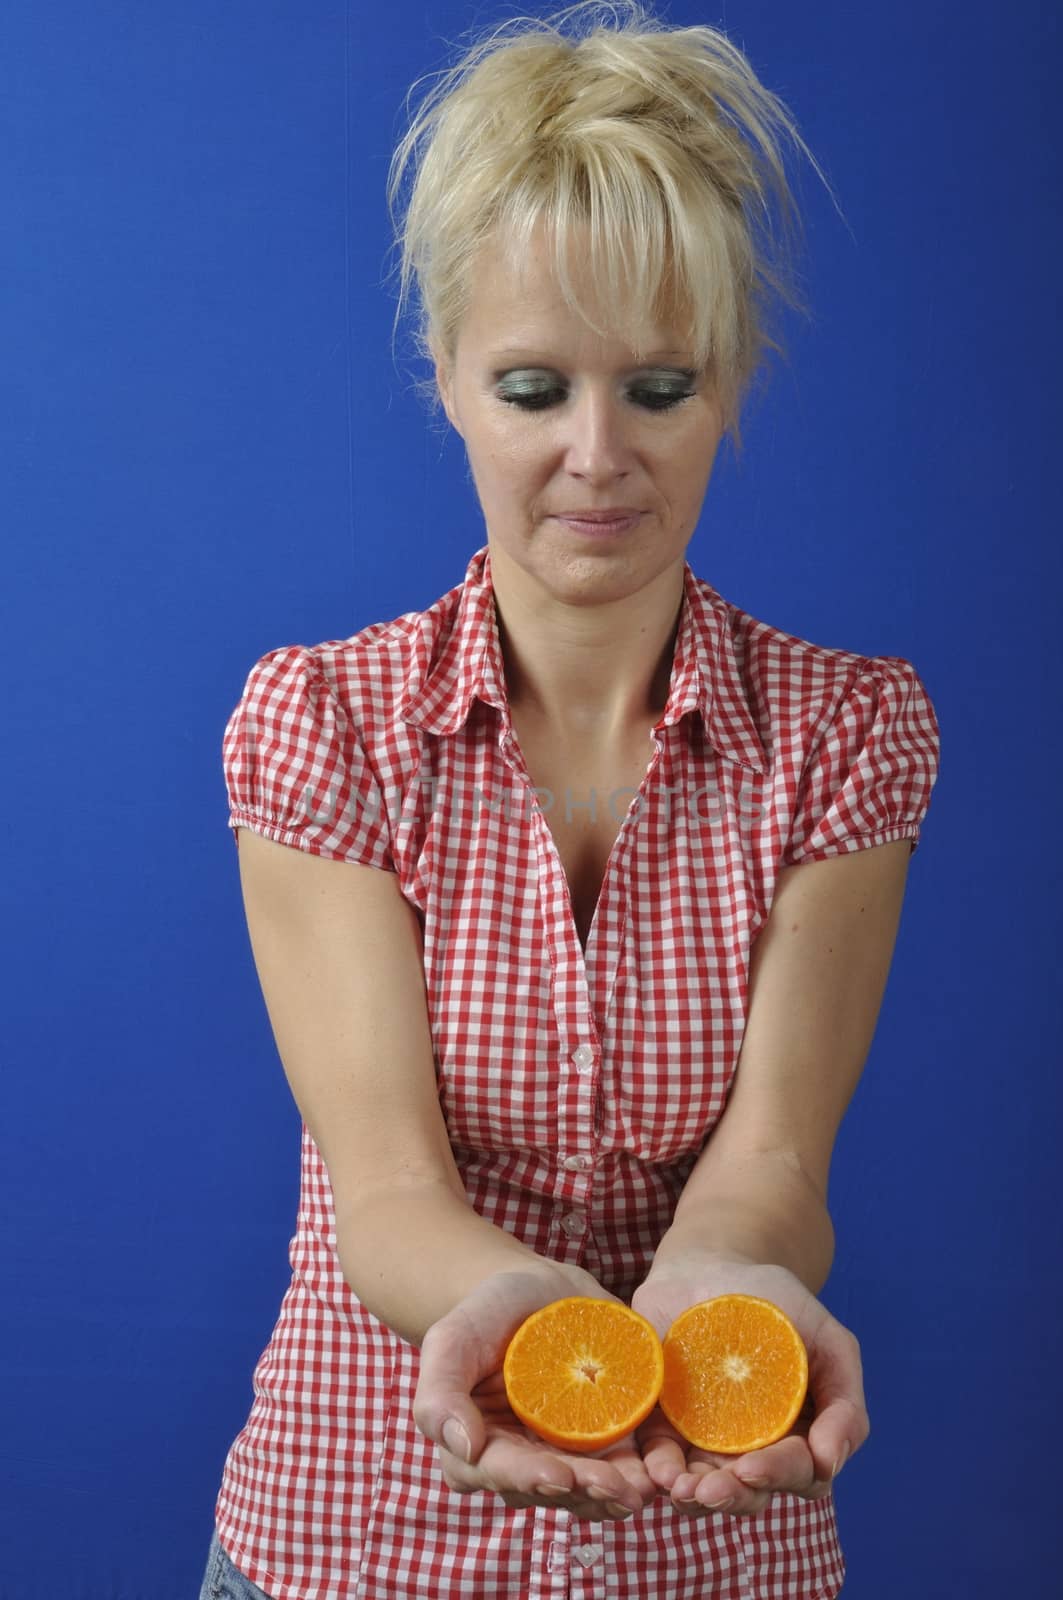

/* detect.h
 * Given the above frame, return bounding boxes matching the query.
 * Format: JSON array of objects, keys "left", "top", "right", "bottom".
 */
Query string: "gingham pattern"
[{"left": 214, "top": 544, "right": 940, "bottom": 1599}]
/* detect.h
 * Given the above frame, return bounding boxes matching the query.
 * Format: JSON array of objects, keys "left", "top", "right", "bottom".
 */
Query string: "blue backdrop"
[{"left": 2, "top": 2, "right": 1058, "bottom": 1595}]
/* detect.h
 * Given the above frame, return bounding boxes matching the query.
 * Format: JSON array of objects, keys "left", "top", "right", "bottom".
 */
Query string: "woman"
[{"left": 201, "top": 4, "right": 940, "bottom": 1596}]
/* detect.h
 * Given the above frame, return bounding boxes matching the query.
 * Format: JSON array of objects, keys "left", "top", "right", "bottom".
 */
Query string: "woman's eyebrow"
[{"left": 487, "top": 350, "right": 696, "bottom": 368}]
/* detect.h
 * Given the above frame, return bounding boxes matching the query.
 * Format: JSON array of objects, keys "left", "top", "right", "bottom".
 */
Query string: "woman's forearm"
[
  {"left": 334, "top": 1180, "right": 584, "bottom": 1345},
  {"left": 649, "top": 1151, "right": 836, "bottom": 1295}
]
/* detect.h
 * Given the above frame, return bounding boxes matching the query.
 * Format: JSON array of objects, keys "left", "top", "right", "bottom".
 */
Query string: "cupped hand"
[
  {"left": 413, "top": 1266, "right": 657, "bottom": 1522},
  {"left": 631, "top": 1258, "right": 869, "bottom": 1520}
]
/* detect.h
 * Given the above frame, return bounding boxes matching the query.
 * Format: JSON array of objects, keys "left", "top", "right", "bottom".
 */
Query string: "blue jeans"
[{"left": 198, "top": 1527, "right": 274, "bottom": 1600}]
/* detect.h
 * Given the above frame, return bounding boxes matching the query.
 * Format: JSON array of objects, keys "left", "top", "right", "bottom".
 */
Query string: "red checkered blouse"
[{"left": 214, "top": 543, "right": 940, "bottom": 1599}]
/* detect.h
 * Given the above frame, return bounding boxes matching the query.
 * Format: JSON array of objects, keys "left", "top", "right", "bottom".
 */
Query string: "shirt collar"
[{"left": 397, "top": 543, "right": 767, "bottom": 775}]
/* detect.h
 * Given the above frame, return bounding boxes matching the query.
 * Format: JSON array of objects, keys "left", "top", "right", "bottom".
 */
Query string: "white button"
[
  {"left": 563, "top": 1154, "right": 591, "bottom": 1171},
  {"left": 560, "top": 1211, "right": 586, "bottom": 1237},
  {"left": 574, "top": 1543, "right": 603, "bottom": 1567},
  {"left": 571, "top": 1044, "right": 595, "bottom": 1072}
]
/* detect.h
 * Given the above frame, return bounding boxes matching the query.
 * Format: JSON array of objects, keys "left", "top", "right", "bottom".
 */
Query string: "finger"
[
  {"left": 413, "top": 1304, "right": 499, "bottom": 1464},
  {"left": 503, "top": 1486, "right": 638, "bottom": 1522},
  {"left": 669, "top": 1444, "right": 729, "bottom": 1500},
  {"left": 437, "top": 1437, "right": 573, "bottom": 1499},
  {"left": 444, "top": 1446, "right": 640, "bottom": 1522},
  {"left": 471, "top": 1369, "right": 509, "bottom": 1400},
  {"left": 596, "top": 1440, "right": 657, "bottom": 1505},
  {"left": 730, "top": 1435, "right": 817, "bottom": 1497},
  {"left": 804, "top": 1317, "right": 871, "bottom": 1483},
  {"left": 794, "top": 1476, "right": 836, "bottom": 1504},
  {"left": 444, "top": 1428, "right": 647, "bottom": 1512},
  {"left": 672, "top": 1433, "right": 815, "bottom": 1506},
  {"left": 670, "top": 1452, "right": 772, "bottom": 1515},
  {"left": 576, "top": 1465, "right": 645, "bottom": 1516},
  {"left": 637, "top": 1416, "right": 690, "bottom": 1492},
  {"left": 671, "top": 1468, "right": 741, "bottom": 1509},
  {"left": 673, "top": 1480, "right": 774, "bottom": 1520}
]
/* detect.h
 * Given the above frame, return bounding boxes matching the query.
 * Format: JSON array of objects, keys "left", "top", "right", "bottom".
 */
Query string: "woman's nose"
[{"left": 562, "top": 385, "right": 633, "bottom": 481}]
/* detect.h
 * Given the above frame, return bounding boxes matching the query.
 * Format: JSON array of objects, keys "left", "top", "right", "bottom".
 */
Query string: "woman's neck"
[{"left": 487, "top": 541, "right": 685, "bottom": 743}]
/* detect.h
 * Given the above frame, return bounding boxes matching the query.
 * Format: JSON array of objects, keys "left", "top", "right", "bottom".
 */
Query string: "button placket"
[
  {"left": 571, "top": 1043, "right": 595, "bottom": 1073},
  {"left": 556, "top": 1036, "right": 598, "bottom": 1244},
  {"left": 570, "top": 1536, "right": 613, "bottom": 1598}
]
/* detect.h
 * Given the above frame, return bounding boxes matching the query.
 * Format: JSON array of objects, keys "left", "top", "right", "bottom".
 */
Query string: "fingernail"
[
  {"left": 832, "top": 1441, "right": 850, "bottom": 1479},
  {"left": 737, "top": 1474, "right": 770, "bottom": 1490},
  {"left": 441, "top": 1418, "right": 471, "bottom": 1462},
  {"left": 605, "top": 1500, "right": 633, "bottom": 1518},
  {"left": 706, "top": 1495, "right": 735, "bottom": 1511}
]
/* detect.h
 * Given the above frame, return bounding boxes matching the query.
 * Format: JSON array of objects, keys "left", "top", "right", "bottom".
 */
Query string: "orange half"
[
  {"left": 659, "top": 1293, "right": 809, "bottom": 1454},
  {"left": 503, "top": 1296, "right": 664, "bottom": 1453}
]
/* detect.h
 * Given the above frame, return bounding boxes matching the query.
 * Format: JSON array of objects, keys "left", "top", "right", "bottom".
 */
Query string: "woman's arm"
[
  {"left": 651, "top": 837, "right": 912, "bottom": 1288},
  {"left": 233, "top": 826, "right": 590, "bottom": 1346},
  {"left": 233, "top": 825, "right": 649, "bottom": 1518},
  {"left": 632, "top": 838, "right": 912, "bottom": 1515}
]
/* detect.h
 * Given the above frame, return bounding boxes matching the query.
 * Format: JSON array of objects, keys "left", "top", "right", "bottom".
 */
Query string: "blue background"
[{"left": 2, "top": 1, "right": 1059, "bottom": 1594}]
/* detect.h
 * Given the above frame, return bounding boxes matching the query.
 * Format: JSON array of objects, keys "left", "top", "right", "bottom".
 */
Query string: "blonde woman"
[{"left": 201, "top": 4, "right": 940, "bottom": 1596}]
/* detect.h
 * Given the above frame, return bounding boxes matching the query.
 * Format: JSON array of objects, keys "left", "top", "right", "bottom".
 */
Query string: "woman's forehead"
[{"left": 462, "top": 224, "right": 693, "bottom": 358}]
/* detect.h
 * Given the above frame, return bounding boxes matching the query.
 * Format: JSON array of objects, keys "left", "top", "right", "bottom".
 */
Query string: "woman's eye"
[
  {"left": 630, "top": 386, "right": 696, "bottom": 411},
  {"left": 497, "top": 385, "right": 565, "bottom": 410},
  {"left": 494, "top": 374, "right": 698, "bottom": 412}
]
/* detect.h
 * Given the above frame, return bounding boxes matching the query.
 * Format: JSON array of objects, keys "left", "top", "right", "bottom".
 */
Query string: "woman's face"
[{"left": 434, "top": 226, "right": 726, "bottom": 608}]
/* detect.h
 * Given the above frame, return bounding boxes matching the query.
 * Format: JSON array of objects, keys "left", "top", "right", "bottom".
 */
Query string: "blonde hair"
[{"left": 386, "top": 0, "right": 840, "bottom": 455}]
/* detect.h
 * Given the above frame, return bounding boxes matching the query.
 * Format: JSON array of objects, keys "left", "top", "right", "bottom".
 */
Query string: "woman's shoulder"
[
  {"left": 686, "top": 578, "right": 941, "bottom": 857},
  {"left": 235, "top": 575, "right": 468, "bottom": 729},
  {"left": 684, "top": 574, "right": 940, "bottom": 798},
  {"left": 221, "top": 583, "right": 469, "bottom": 864},
  {"left": 697, "top": 575, "right": 932, "bottom": 723}
]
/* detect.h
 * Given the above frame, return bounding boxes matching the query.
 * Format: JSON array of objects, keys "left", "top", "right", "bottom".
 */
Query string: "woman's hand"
[
  {"left": 413, "top": 1266, "right": 657, "bottom": 1522},
  {"left": 631, "top": 1257, "right": 869, "bottom": 1520}
]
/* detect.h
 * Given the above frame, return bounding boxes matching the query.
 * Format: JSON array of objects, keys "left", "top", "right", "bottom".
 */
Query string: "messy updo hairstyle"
[{"left": 387, "top": 0, "right": 840, "bottom": 456}]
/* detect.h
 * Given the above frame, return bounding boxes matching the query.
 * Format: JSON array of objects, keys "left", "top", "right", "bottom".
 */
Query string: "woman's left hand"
[
  {"left": 631, "top": 1257, "right": 869, "bottom": 1520},
  {"left": 413, "top": 1266, "right": 657, "bottom": 1521}
]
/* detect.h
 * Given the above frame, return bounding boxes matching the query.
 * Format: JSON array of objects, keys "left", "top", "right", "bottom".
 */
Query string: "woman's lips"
[{"left": 553, "top": 512, "right": 643, "bottom": 536}]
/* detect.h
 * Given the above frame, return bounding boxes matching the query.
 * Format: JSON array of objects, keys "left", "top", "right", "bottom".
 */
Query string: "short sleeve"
[
  {"left": 221, "top": 645, "right": 394, "bottom": 870},
  {"left": 782, "top": 655, "right": 941, "bottom": 866}
]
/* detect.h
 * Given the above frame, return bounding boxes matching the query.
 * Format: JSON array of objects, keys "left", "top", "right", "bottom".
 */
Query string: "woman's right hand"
[{"left": 412, "top": 1266, "right": 658, "bottom": 1522}]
